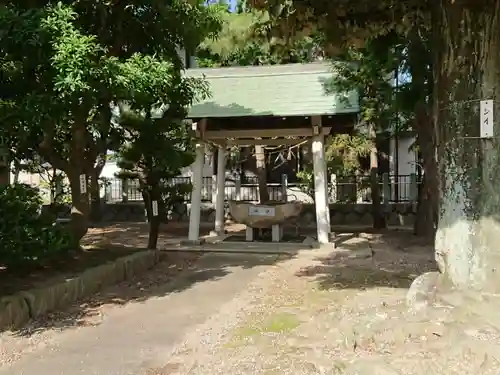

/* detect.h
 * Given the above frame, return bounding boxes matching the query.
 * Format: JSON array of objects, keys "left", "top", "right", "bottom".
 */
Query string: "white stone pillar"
[
  {"left": 322, "top": 154, "right": 331, "bottom": 233},
  {"left": 281, "top": 174, "right": 288, "bottom": 202},
  {"left": 312, "top": 134, "right": 329, "bottom": 244},
  {"left": 188, "top": 142, "right": 205, "bottom": 241},
  {"left": 214, "top": 145, "right": 226, "bottom": 235},
  {"left": 235, "top": 177, "right": 241, "bottom": 201},
  {"left": 211, "top": 175, "right": 217, "bottom": 203}
]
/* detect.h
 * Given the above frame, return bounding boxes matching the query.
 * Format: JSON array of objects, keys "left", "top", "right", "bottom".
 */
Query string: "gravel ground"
[
  {"left": 4, "top": 227, "right": 500, "bottom": 375},
  {"left": 162, "top": 233, "right": 500, "bottom": 375}
]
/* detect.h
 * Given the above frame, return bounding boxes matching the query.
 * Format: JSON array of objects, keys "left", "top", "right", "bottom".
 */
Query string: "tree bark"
[
  {"left": 142, "top": 187, "right": 163, "bottom": 250},
  {"left": 407, "top": 29, "right": 438, "bottom": 241},
  {"left": 67, "top": 120, "right": 91, "bottom": 243},
  {"left": 0, "top": 166, "right": 9, "bottom": 186},
  {"left": 68, "top": 170, "right": 90, "bottom": 244},
  {"left": 0, "top": 154, "right": 9, "bottom": 186},
  {"left": 255, "top": 145, "right": 270, "bottom": 203},
  {"left": 413, "top": 104, "right": 439, "bottom": 240},
  {"left": 89, "top": 158, "right": 106, "bottom": 222},
  {"left": 433, "top": 1, "right": 500, "bottom": 292},
  {"left": 369, "top": 124, "right": 385, "bottom": 229}
]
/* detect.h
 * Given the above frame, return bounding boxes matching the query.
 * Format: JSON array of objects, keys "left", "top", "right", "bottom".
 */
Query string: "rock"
[
  {"left": 79, "top": 261, "right": 126, "bottom": 296},
  {"left": 406, "top": 271, "right": 441, "bottom": 309},
  {"left": 346, "top": 245, "right": 373, "bottom": 259},
  {"left": 229, "top": 201, "right": 303, "bottom": 228},
  {"left": 121, "top": 251, "right": 159, "bottom": 279},
  {"left": 21, "top": 280, "right": 79, "bottom": 319},
  {"left": 302, "top": 236, "right": 317, "bottom": 248},
  {"left": 0, "top": 295, "right": 30, "bottom": 330}
]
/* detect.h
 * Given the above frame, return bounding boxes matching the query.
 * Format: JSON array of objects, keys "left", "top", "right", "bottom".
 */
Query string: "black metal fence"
[{"left": 100, "top": 173, "right": 421, "bottom": 204}]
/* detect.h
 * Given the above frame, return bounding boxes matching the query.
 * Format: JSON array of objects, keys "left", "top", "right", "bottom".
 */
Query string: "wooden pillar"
[
  {"left": 311, "top": 116, "right": 329, "bottom": 244},
  {"left": 188, "top": 119, "right": 207, "bottom": 241},
  {"left": 214, "top": 143, "right": 226, "bottom": 235}
]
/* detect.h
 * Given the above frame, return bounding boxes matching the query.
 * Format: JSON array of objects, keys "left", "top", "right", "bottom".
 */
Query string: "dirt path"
[
  {"left": 0, "top": 252, "right": 283, "bottom": 375},
  {"left": 4, "top": 229, "right": 500, "bottom": 374},
  {"left": 162, "top": 233, "right": 500, "bottom": 375}
]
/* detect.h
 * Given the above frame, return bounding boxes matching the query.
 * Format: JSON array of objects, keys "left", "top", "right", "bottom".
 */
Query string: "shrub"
[{"left": 0, "top": 183, "right": 72, "bottom": 269}]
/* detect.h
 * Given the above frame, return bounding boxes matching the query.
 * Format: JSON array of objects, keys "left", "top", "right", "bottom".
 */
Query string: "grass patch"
[
  {"left": 262, "top": 313, "right": 301, "bottom": 333},
  {"left": 225, "top": 312, "right": 301, "bottom": 348}
]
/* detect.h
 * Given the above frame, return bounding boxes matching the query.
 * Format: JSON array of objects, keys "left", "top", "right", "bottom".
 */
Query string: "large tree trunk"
[
  {"left": 255, "top": 145, "right": 269, "bottom": 203},
  {"left": 433, "top": 1, "right": 500, "bottom": 292},
  {"left": 142, "top": 186, "right": 163, "bottom": 250},
  {"left": 413, "top": 104, "right": 439, "bottom": 240},
  {"left": 0, "top": 166, "right": 9, "bottom": 186},
  {"left": 89, "top": 158, "right": 106, "bottom": 222},
  {"left": 68, "top": 170, "right": 90, "bottom": 244},
  {"left": 67, "top": 121, "right": 91, "bottom": 243},
  {"left": 0, "top": 154, "right": 9, "bottom": 186},
  {"left": 407, "top": 30, "right": 438, "bottom": 241},
  {"left": 369, "top": 124, "right": 385, "bottom": 229}
]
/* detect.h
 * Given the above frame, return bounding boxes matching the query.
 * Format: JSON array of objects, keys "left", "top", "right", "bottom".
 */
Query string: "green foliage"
[
  {"left": 297, "top": 133, "right": 371, "bottom": 200},
  {"left": 325, "top": 133, "right": 372, "bottom": 175},
  {"left": 20, "top": 161, "right": 71, "bottom": 204},
  {"left": 1, "top": 1, "right": 223, "bottom": 240},
  {"left": 115, "top": 57, "right": 208, "bottom": 222},
  {"left": 0, "top": 184, "right": 72, "bottom": 269},
  {"left": 116, "top": 109, "right": 196, "bottom": 222},
  {"left": 197, "top": 4, "right": 322, "bottom": 67},
  {"left": 324, "top": 35, "right": 403, "bottom": 134}
]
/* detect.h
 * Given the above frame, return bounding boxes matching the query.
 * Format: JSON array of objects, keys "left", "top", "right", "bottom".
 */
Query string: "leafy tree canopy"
[{"left": 0, "top": 0, "right": 223, "bottom": 241}]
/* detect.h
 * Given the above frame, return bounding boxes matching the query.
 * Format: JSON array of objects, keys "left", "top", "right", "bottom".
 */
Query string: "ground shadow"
[
  {"left": 9, "top": 242, "right": 292, "bottom": 337},
  {"left": 296, "top": 229, "right": 437, "bottom": 290},
  {"left": 83, "top": 222, "right": 217, "bottom": 248}
]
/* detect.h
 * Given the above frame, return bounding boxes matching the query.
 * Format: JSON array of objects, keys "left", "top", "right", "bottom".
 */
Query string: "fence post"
[
  {"left": 410, "top": 173, "right": 418, "bottom": 212},
  {"left": 382, "top": 172, "right": 390, "bottom": 212},
  {"left": 121, "top": 178, "right": 128, "bottom": 203},
  {"left": 235, "top": 177, "right": 241, "bottom": 201},
  {"left": 281, "top": 174, "right": 288, "bottom": 202},
  {"left": 330, "top": 174, "right": 337, "bottom": 203},
  {"left": 104, "top": 183, "right": 111, "bottom": 202},
  {"left": 355, "top": 173, "right": 363, "bottom": 203}
]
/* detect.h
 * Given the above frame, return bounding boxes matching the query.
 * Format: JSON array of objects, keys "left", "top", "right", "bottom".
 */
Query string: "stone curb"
[{"left": 0, "top": 250, "right": 161, "bottom": 332}]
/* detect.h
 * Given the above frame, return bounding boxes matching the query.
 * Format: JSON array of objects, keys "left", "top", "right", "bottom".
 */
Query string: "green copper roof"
[{"left": 185, "top": 62, "right": 359, "bottom": 118}]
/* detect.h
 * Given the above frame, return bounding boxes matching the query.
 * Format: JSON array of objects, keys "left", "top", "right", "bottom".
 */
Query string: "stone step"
[{"left": 167, "top": 238, "right": 319, "bottom": 255}]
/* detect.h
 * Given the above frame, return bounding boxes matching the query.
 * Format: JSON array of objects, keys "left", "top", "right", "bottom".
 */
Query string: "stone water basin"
[{"left": 229, "top": 200, "right": 303, "bottom": 228}]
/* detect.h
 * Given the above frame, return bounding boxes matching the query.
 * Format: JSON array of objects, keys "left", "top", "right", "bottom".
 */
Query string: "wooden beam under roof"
[
  {"left": 214, "top": 138, "right": 308, "bottom": 146},
  {"left": 203, "top": 127, "right": 332, "bottom": 140}
]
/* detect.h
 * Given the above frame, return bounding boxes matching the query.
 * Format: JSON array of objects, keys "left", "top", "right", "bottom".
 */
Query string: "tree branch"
[{"left": 38, "top": 132, "right": 69, "bottom": 172}]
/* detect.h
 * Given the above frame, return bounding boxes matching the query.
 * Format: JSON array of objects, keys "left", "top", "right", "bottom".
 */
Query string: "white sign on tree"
[
  {"left": 79, "top": 174, "right": 87, "bottom": 194},
  {"left": 480, "top": 99, "right": 494, "bottom": 138}
]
